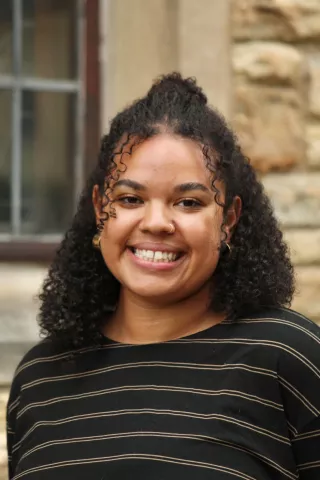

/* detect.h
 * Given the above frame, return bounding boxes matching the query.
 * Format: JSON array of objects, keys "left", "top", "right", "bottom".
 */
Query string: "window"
[{"left": 0, "top": 0, "right": 100, "bottom": 261}]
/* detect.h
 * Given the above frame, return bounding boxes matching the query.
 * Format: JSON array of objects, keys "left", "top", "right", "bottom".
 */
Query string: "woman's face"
[{"left": 93, "top": 134, "right": 239, "bottom": 305}]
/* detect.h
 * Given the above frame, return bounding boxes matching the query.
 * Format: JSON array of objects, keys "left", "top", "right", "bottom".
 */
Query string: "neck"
[{"left": 103, "top": 287, "right": 225, "bottom": 344}]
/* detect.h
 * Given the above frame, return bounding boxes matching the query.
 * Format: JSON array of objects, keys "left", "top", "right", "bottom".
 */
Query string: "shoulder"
[
  {"left": 9, "top": 338, "right": 75, "bottom": 396},
  {"left": 235, "top": 306, "right": 320, "bottom": 379},
  {"left": 6, "top": 339, "right": 62, "bottom": 424},
  {"left": 263, "top": 308, "right": 320, "bottom": 432},
  {"left": 7, "top": 338, "right": 86, "bottom": 416},
  {"left": 239, "top": 306, "right": 320, "bottom": 352},
  {"left": 239, "top": 308, "right": 320, "bottom": 432},
  {"left": 251, "top": 306, "right": 319, "bottom": 331},
  {"left": 259, "top": 306, "right": 320, "bottom": 369},
  {"left": 16, "top": 337, "right": 69, "bottom": 370}
]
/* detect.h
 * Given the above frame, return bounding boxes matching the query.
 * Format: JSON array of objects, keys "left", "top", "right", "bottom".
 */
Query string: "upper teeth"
[{"left": 133, "top": 249, "right": 178, "bottom": 262}]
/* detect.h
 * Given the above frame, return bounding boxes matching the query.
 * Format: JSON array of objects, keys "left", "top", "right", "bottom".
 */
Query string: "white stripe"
[
  {"left": 17, "top": 384, "right": 283, "bottom": 419},
  {"left": 13, "top": 452, "right": 266, "bottom": 480},
  {"left": 19, "top": 430, "right": 297, "bottom": 479},
  {"left": 20, "top": 360, "right": 277, "bottom": 391},
  {"left": 13, "top": 407, "right": 290, "bottom": 453}
]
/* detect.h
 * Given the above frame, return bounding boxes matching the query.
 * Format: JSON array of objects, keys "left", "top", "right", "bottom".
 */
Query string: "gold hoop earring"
[
  {"left": 92, "top": 233, "right": 101, "bottom": 250},
  {"left": 225, "top": 242, "right": 232, "bottom": 254}
]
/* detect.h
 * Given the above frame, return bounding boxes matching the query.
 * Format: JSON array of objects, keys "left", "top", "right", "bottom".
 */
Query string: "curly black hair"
[{"left": 39, "top": 72, "right": 295, "bottom": 348}]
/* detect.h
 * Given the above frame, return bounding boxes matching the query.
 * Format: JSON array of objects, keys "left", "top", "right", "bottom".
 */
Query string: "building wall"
[
  {"left": 1, "top": 0, "right": 320, "bottom": 477},
  {"left": 101, "top": 0, "right": 232, "bottom": 124},
  {"left": 0, "top": 389, "right": 8, "bottom": 480},
  {"left": 232, "top": 0, "right": 320, "bottom": 323}
]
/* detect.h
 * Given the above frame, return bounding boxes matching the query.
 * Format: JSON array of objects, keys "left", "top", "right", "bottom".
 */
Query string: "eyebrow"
[
  {"left": 113, "top": 179, "right": 146, "bottom": 191},
  {"left": 113, "top": 179, "right": 210, "bottom": 194},
  {"left": 174, "top": 182, "right": 210, "bottom": 194}
]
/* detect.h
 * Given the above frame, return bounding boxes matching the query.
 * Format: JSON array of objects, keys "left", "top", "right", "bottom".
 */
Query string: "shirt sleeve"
[
  {"left": 276, "top": 316, "right": 320, "bottom": 478},
  {"left": 292, "top": 415, "right": 320, "bottom": 479}
]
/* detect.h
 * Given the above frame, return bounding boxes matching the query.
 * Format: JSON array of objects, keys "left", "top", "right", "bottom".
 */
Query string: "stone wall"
[
  {"left": 0, "top": 390, "right": 8, "bottom": 480},
  {"left": 232, "top": 0, "right": 320, "bottom": 324}
]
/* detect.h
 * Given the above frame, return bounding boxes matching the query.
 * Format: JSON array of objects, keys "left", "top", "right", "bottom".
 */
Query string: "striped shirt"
[{"left": 6, "top": 307, "right": 320, "bottom": 479}]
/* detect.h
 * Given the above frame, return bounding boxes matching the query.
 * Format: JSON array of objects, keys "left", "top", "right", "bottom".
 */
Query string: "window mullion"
[
  {"left": 11, "top": 0, "right": 23, "bottom": 236},
  {"left": 74, "top": 0, "right": 86, "bottom": 211}
]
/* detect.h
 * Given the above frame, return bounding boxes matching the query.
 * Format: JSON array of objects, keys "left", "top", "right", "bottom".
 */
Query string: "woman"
[{"left": 7, "top": 73, "right": 320, "bottom": 479}]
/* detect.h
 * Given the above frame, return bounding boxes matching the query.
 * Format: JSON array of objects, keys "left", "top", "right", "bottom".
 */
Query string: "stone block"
[
  {"left": 262, "top": 173, "right": 320, "bottom": 227},
  {"left": 0, "top": 465, "right": 7, "bottom": 480},
  {"left": 306, "top": 125, "right": 320, "bottom": 169},
  {"left": 232, "top": 0, "right": 320, "bottom": 42},
  {"left": 292, "top": 266, "right": 320, "bottom": 323},
  {"left": 0, "top": 389, "right": 7, "bottom": 480},
  {"left": 308, "top": 54, "right": 320, "bottom": 118},
  {"left": 0, "top": 391, "right": 9, "bottom": 480},
  {"left": 0, "top": 264, "right": 45, "bottom": 384},
  {"left": 0, "top": 391, "right": 8, "bottom": 425},
  {"left": 234, "top": 86, "right": 305, "bottom": 172},
  {"left": 284, "top": 229, "right": 320, "bottom": 265},
  {"left": 0, "top": 264, "right": 45, "bottom": 343},
  {"left": 233, "top": 42, "right": 307, "bottom": 87},
  {"left": 0, "top": 447, "right": 7, "bottom": 480}
]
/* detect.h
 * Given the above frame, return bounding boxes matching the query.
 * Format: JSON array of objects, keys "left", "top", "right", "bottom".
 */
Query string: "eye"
[
  {"left": 176, "top": 198, "right": 203, "bottom": 208},
  {"left": 117, "top": 195, "right": 143, "bottom": 206}
]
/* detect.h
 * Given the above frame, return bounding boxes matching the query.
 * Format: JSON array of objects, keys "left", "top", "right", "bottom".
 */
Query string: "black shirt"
[{"left": 7, "top": 307, "right": 320, "bottom": 479}]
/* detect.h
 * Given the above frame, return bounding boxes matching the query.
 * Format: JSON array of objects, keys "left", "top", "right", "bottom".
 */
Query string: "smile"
[{"left": 130, "top": 248, "right": 182, "bottom": 263}]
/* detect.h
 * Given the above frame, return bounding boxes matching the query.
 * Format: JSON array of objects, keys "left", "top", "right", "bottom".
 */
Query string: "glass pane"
[
  {"left": 0, "top": 1, "right": 13, "bottom": 74},
  {"left": 22, "top": 0, "right": 77, "bottom": 79},
  {"left": 21, "top": 90, "right": 75, "bottom": 234},
  {"left": 0, "top": 90, "right": 12, "bottom": 233}
]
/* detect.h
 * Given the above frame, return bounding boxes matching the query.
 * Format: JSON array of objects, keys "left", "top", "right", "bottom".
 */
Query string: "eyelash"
[
  {"left": 116, "top": 195, "right": 203, "bottom": 209},
  {"left": 177, "top": 198, "right": 203, "bottom": 208},
  {"left": 116, "top": 195, "right": 143, "bottom": 206}
]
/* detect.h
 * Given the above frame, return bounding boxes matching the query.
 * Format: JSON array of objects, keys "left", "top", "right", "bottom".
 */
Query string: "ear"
[
  {"left": 92, "top": 185, "right": 102, "bottom": 226},
  {"left": 224, "top": 196, "right": 242, "bottom": 242}
]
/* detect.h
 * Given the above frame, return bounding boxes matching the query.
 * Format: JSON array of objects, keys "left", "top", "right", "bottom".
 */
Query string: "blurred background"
[{"left": 0, "top": 0, "right": 320, "bottom": 477}]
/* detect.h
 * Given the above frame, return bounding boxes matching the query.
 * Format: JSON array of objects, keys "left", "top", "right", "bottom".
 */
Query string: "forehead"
[{"left": 114, "top": 134, "right": 212, "bottom": 185}]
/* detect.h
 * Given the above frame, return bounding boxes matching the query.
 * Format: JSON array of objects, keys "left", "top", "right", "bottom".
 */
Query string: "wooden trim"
[
  {"left": 0, "top": 242, "right": 58, "bottom": 263},
  {"left": 85, "top": 0, "right": 101, "bottom": 175}
]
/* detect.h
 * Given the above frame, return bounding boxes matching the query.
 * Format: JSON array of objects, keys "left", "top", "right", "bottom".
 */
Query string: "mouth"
[{"left": 128, "top": 247, "right": 184, "bottom": 263}]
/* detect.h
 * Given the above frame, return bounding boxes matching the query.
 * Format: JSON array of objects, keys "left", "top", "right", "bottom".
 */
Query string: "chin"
[{"left": 127, "top": 283, "right": 182, "bottom": 303}]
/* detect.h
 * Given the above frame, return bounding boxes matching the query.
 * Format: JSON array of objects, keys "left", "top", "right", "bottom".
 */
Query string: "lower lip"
[{"left": 126, "top": 248, "right": 186, "bottom": 271}]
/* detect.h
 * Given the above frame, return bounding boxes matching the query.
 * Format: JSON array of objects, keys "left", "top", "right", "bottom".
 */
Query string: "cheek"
[
  {"left": 101, "top": 214, "right": 129, "bottom": 241},
  {"left": 99, "top": 213, "right": 137, "bottom": 269},
  {"left": 183, "top": 211, "right": 222, "bottom": 250},
  {"left": 99, "top": 220, "right": 123, "bottom": 264}
]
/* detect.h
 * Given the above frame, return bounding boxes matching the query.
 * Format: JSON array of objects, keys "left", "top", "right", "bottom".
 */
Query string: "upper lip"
[{"left": 128, "top": 242, "right": 185, "bottom": 253}]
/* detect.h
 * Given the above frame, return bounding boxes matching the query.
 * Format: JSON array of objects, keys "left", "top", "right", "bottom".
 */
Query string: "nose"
[{"left": 139, "top": 200, "right": 172, "bottom": 235}]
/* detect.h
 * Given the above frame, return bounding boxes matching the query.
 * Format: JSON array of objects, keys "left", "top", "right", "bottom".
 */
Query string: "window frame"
[{"left": 0, "top": 0, "right": 100, "bottom": 262}]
